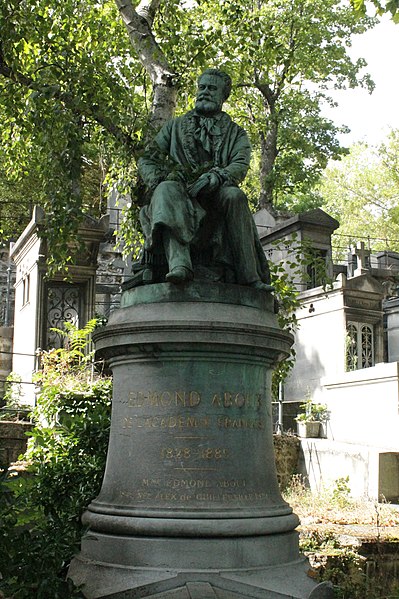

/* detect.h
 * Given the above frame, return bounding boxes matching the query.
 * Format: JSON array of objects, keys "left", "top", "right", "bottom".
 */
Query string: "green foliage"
[
  {"left": 0, "top": 0, "right": 144, "bottom": 269},
  {"left": 267, "top": 90, "right": 349, "bottom": 211},
  {"left": 0, "top": 0, "right": 377, "bottom": 268},
  {"left": 284, "top": 476, "right": 399, "bottom": 598},
  {"left": 301, "top": 527, "right": 399, "bottom": 598},
  {"left": 319, "top": 132, "right": 399, "bottom": 260},
  {"left": 295, "top": 399, "right": 329, "bottom": 423},
  {"left": 2, "top": 371, "right": 22, "bottom": 406},
  {"left": 352, "top": 0, "right": 399, "bottom": 23},
  {"left": 46, "top": 318, "right": 98, "bottom": 364},
  {"left": 118, "top": 200, "right": 145, "bottom": 260},
  {"left": 0, "top": 157, "right": 38, "bottom": 241},
  {"left": 1, "top": 466, "right": 87, "bottom": 598},
  {"left": 331, "top": 476, "right": 351, "bottom": 508},
  {"left": 0, "top": 372, "right": 28, "bottom": 421},
  {"left": 0, "top": 323, "right": 112, "bottom": 598},
  {"left": 300, "top": 530, "right": 367, "bottom": 598},
  {"left": 195, "top": 0, "right": 375, "bottom": 207}
]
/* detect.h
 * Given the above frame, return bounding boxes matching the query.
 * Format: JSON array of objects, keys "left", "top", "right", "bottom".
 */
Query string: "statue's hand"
[
  {"left": 205, "top": 172, "right": 220, "bottom": 192},
  {"left": 166, "top": 170, "right": 186, "bottom": 184},
  {"left": 188, "top": 172, "right": 220, "bottom": 198}
]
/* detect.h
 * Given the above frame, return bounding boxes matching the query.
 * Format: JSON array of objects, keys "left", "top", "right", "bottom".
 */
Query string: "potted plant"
[{"left": 295, "top": 399, "right": 329, "bottom": 438}]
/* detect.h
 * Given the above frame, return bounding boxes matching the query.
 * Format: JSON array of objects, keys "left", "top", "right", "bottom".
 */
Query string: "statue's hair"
[{"left": 198, "top": 69, "right": 232, "bottom": 101}]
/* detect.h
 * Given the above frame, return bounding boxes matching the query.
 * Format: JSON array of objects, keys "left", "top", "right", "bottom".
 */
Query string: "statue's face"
[{"left": 195, "top": 74, "right": 225, "bottom": 116}]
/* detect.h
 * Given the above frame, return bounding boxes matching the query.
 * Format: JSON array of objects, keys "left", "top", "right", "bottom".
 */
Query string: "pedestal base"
[
  {"left": 70, "top": 555, "right": 334, "bottom": 599},
  {"left": 68, "top": 283, "right": 333, "bottom": 599}
]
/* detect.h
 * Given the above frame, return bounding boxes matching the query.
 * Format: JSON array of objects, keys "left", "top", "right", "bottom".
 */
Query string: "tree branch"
[
  {"left": 114, "top": 0, "right": 177, "bottom": 130},
  {"left": 136, "top": 0, "right": 162, "bottom": 27},
  {"left": 275, "top": 15, "right": 298, "bottom": 98},
  {"left": 253, "top": 68, "right": 277, "bottom": 108},
  {"left": 254, "top": 80, "right": 276, "bottom": 108},
  {"left": 114, "top": 0, "right": 174, "bottom": 85}
]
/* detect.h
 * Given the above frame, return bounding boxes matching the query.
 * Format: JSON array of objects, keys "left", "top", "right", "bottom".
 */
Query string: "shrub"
[{"left": 0, "top": 321, "right": 112, "bottom": 599}]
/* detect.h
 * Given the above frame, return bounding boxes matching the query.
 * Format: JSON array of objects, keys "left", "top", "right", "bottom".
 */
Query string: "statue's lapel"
[
  {"left": 180, "top": 110, "right": 231, "bottom": 168},
  {"left": 212, "top": 112, "right": 231, "bottom": 165},
  {"left": 181, "top": 111, "right": 200, "bottom": 169}
]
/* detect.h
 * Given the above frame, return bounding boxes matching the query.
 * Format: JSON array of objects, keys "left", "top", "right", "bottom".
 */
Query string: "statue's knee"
[
  {"left": 153, "top": 180, "right": 182, "bottom": 196},
  {"left": 218, "top": 186, "right": 248, "bottom": 210}
]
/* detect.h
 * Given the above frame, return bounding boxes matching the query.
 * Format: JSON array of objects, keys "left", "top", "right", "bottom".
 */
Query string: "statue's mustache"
[{"left": 197, "top": 95, "right": 214, "bottom": 102}]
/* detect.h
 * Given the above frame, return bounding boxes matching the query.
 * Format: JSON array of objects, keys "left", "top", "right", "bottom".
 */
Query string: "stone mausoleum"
[{"left": 256, "top": 207, "right": 399, "bottom": 503}]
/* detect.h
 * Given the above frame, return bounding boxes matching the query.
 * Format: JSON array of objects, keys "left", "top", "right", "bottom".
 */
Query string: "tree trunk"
[
  {"left": 114, "top": 0, "right": 177, "bottom": 131},
  {"left": 259, "top": 114, "right": 278, "bottom": 209}
]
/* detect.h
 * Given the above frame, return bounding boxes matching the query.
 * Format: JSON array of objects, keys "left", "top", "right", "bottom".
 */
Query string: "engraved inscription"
[
  {"left": 129, "top": 477, "right": 263, "bottom": 505},
  {"left": 121, "top": 489, "right": 268, "bottom": 503},
  {"left": 136, "top": 414, "right": 210, "bottom": 428},
  {"left": 160, "top": 447, "right": 229, "bottom": 460},
  {"left": 217, "top": 416, "right": 265, "bottom": 429},
  {"left": 142, "top": 478, "right": 161, "bottom": 487},
  {"left": 123, "top": 390, "right": 264, "bottom": 409},
  {"left": 166, "top": 479, "right": 212, "bottom": 489},
  {"left": 211, "top": 392, "right": 263, "bottom": 408},
  {"left": 118, "top": 387, "right": 268, "bottom": 506},
  {"left": 122, "top": 415, "right": 264, "bottom": 431},
  {"left": 128, "top": 390, "right": 201, "bottom": 408},
  {"left": 141, "top": 478, "right": 247, "bottom": 490}
]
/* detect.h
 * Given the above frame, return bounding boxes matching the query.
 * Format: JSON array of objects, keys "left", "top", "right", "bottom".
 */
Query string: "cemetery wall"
[
  {"left": 297, "top": 362, "right": 399, "bottom": 500},
  {"left": 321, "top": 361, "right": 399, "bottom": 448},
  {"left": 298, "top": 438, "right": 376, "bottom": 498}
]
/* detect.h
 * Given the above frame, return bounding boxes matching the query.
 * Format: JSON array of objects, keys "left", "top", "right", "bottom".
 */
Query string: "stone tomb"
[{"left": 69, "top": 282, "right": 332, "bottom": 598}]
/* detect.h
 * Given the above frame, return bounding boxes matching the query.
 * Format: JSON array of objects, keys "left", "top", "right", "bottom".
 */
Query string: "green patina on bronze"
[{"left": 133, "top": 69, "right": 272, "bottom": 291}]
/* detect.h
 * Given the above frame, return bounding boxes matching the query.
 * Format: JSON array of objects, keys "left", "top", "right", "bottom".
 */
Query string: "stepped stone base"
[{"left": 69, "top": 554, "right": 333, "bottom": 598}]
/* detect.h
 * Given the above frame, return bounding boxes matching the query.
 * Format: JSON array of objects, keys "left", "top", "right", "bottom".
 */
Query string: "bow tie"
[{"left": 195, "top": 117, "right": 221, "bottom": 153}]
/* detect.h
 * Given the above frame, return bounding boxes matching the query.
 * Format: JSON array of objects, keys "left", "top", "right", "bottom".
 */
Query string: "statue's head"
[{"left": 195, "top": 69, "right": 232, "bottom": 116}]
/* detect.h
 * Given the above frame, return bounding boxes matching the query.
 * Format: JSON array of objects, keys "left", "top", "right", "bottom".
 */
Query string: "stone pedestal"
[{"left": 68, "top": 282, "right": 332, "bottom": 599}]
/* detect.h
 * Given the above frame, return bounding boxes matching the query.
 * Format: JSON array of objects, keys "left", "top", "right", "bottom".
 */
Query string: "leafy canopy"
[
  {"left": 352, "top": 0, "right": 399, "bottom": 23},
  {"left": 190, "top": 0, "right": 375, "bottom": 208},
  {"left": 319, "top": 129, "right": 399, "bottom": 258},
  {"left": 0, "top": 0, "right": 376, "bottom": 264},
  {"left": 0, "top": 0, "right": 145, "bottom": 265}
]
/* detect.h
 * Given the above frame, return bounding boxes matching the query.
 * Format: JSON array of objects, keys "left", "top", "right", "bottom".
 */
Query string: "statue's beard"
[{"left": 195, "top": 98, "right": 221, "bottom": 116}]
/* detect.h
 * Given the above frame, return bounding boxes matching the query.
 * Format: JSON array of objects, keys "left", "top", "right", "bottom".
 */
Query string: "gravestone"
[{"left": 348, "top": 241, "right": 371, "bottom": 277}]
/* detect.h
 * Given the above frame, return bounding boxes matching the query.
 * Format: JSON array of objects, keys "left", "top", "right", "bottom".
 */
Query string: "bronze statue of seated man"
[{"left": 137, "top": 68, "right": 273, "bottom": 292}]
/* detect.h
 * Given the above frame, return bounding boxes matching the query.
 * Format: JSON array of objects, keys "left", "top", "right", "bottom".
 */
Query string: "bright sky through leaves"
[{"left": 323, "top": 15, "right": 399, "bottom": 145}]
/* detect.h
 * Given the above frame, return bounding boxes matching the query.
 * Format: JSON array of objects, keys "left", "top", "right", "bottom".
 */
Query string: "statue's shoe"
[
  {"left": 165, "top": 267, "right": 193, "bottom": 284},
  {"left": 250, "top": 280, "right": 275, "bottom": 292}
]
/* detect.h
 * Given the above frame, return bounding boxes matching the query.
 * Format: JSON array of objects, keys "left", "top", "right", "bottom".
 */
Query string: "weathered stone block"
[
  {"left": 273, "top": 434, "right": 300, "bottom": 490},
  {"left": 0, "top": 421, "right": 32, "bottom": 468}
]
